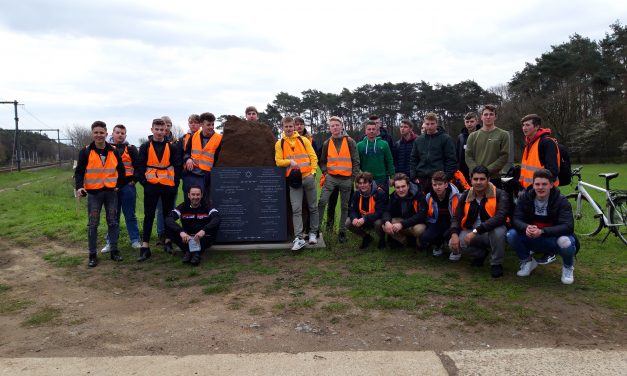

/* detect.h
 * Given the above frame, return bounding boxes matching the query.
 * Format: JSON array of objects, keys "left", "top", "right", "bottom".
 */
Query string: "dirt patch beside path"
[{"left": 0, "top": 240, "right": 623, "bottom": 357}]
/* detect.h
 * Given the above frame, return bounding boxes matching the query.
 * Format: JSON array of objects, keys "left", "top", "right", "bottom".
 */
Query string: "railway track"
[{"left": 0, "top": 161, "right": 72, "bottom": 173}]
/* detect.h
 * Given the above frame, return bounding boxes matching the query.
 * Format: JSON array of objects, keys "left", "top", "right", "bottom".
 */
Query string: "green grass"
[
  {"left": 43, "top": 251, "right": 83, "bottom": 267},
  {"left": 21, "top": 307, "right": 62, "bottom": 327},
  {"left": 0, "top": 164, "right": 625, "bottom": 328}
]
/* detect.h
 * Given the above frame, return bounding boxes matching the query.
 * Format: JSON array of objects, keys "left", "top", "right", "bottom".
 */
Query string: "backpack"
[{"left": 557, "top": 143, "right": 572, "bottom": 186}]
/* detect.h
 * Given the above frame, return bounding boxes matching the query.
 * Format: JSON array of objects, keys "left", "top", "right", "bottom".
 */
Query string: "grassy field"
[{"left": 0, "top": 164, "right": 625, "bottom": 326}]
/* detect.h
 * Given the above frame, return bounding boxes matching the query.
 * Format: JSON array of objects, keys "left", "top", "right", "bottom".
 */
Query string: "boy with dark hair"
[
  {"left": 420, "top": 171, "right": 461, "bottom": 257},
  {"left": 75, "top": 121, "right": 126, "bottom": 267},
  {"left": 347, "top": 172, "right": 388, "bottom": 249},
  {"left": 456, "top": 112, "right": 481, "bottom": 181},
  {"left": 245, "top": 106, "right": 258, "bottom": 121},
  {"left": 165, "top": 185, "right": 220, "bottom": 266},
  {"left": 507, "top": 169, "right": 577, "bottom": 284},
  {"left": 394, "top": 119, "right": 417, "bottom": 177},
  {"left": 519, "top": 114, "right": 560, "bottom": 188},
  {"left": 409, "top": 112, "right": 457, "bottom": 192},
  {"left": 357, "top": 120, "right": 395, "bottom": 188},
  {"left": 183, "top": 112, "right": 222, "bottom": 201},
  {"left": 465, "top": 105, "right": 510, "bottom": 187},
  {"left": 101, "top": 124, "right": 141, "bottom": 254},
  {"left": 449, "top": 165, "right": 510, "bottom": 278},
  {"left": 382, "top": 173, "right": 428, "bottom": 249},
  {"left": 136, "top": 118, "right": 182, "bottom": 262}
]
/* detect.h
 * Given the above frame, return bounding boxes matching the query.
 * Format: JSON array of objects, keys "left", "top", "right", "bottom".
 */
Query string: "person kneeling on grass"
[
  {"left": 346, "top": 172, "right": 388, "bottom": 249},
  {"left": 506, "top": 169, "right": 578, "bottom": 284},
  {"left": 165, "top": 185, "right": 220, "bottom": 266},
  {"left": 381, "top": 173, "right": 427, "bottom": 249},
  {"left": 420, "top": 171, "right": 461, "bottom": 257},
  {"left": 449, "top": 165, "right": 509, "bottom": 278}
]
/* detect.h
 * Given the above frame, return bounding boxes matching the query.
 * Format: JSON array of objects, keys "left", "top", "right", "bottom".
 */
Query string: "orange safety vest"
[
  {"left": 117, "top": 145, "right": 134, "bottom": 177},
  {"left": 84, "top": 148, "right": 118, "bottom": 190},
  {"left": 461, "top": 188, "right": 496, "bottom": 229},
  {"left": 452, "top": 170, "right": 470, "bottom": 190},
  {"left": 145, "top": 142, "right": 175, "bottom": 186},
  {"left": 191, "top": 131, "right": 222, "bottom": 172},
  {"left": 326, "top": 137, "right": 352, "bottom": 176},
  {"left": 427, "top": 193, "right": 459, "bottom": 223},
  {"left": 519, "top": 137, "right": 560, "bottom": 188},
  {"left": 359, "top": 195, "right": 375, "bottom": 216},
  {"left": 282, "top": 136, "right": 312, "bottom": 177},
  {"left": 183, "top": 133, "right": 192, "bottom": 150}
]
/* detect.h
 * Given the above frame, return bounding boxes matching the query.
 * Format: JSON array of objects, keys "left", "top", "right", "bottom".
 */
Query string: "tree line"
[
  {"left": 253, "top": 22, "right": 626, "bottom": 163},
  {"left": 0, "top": 129, "right": 76, "bottom": 166}
]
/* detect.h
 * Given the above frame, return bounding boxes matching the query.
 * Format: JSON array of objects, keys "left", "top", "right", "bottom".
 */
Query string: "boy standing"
[
  {"left": 317, "top": 116, "right": 360, "bottom": 243},
  {"left": 101, "top": 124, "right": 141, "bottom": 253},
  {"left": 357, "top": 120, "right": 395, "bottom": 188},
  {"left": 136, "top": 118, "right": 182, "bottom": 261},
  {"left": 75, "top": 121, "right": 125, "bottom": 267},
  {"left": 275, "top": 116, "right": 319, "bottom": 250}
]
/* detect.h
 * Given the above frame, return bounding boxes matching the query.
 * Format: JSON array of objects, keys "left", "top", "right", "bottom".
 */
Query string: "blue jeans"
[
  {"left": 106, "top": 183, "right": 140, "bottom": 245},
  {"left": 87, "top": 190, "right": 119, "bottom": 254},
  {"left": 506, "top": 228, "right": 576, "bottom": 267}
]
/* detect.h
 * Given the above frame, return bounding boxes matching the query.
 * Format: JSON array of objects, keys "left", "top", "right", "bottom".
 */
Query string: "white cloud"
[{"left": 0, "top": 0, "right": 625, "bottom": 144}]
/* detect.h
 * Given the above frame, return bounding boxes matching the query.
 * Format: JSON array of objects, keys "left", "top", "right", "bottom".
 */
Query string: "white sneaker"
[
  {"left": 517, "top": 258, "right": 538, "bottom": 277},
  {"left": 291, "top": 237, "right": 306, "bottom": 251},
  {"left": 561, "top": 265, "right": 575, "bottom": 284},
  {"left": 449, "top": 252, "right": 461, "bottom": 261},
  {"left": 432, "top": 247, "right": 443, "bottom": 257},
  {"left": 131, "top": 242, "right": 142, "bottom": 249},
  {"left": 101, "top": 244, "right": 111, "bottom": 254},
  {"left": 308, "top": 233, "right": 318, "bottom": 245}
]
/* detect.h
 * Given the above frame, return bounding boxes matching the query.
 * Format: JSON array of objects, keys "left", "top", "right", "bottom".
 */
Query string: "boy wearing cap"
[{"left": 275, "top": 116, "right": 319, "bottom": 251}]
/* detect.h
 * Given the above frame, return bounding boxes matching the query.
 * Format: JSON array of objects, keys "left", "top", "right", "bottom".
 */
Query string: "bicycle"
[{"left": 565, "top": 166, "right": 627, "bottom": 245}]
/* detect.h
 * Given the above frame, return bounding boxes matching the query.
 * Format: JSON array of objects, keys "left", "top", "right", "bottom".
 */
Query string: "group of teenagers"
[{"left": 74, "top": 104, "right": 579, "bottom": 284}]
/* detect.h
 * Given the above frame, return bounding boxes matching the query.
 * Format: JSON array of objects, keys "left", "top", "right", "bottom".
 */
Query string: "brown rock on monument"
[{"left": 214, "top": 115, "right": 276, "bottom": 167}]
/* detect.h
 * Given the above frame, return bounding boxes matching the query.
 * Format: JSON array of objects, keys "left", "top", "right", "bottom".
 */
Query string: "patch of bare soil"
[{"left": 0, "top": 240, "right": 623, "bottom": 358}]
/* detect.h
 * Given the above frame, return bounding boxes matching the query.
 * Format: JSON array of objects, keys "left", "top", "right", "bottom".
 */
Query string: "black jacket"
[
  {"left": 348, "top": 182, "right": 388, "bottom": 223},
  {"left": 136, "top": 139, "right": 182, "bottom": 186},
  {"left": 512, "top": 185, "right": 573, "bottom": 237},
  {"left": 450, "top": 183, "right": 510, "bottom": 235},
  {"left": 394, "top": 132, "right": 417, "bottom": 177},
  {"left": 74, "top": 142, "right": 125, "bottom": 193},
  {"left": 410, "top": 127, "right": 457, "bottom": 181},
  {"left": 113, "top": 142, "right": 139, "bottom": 185},
  {"left": 382, "top": 182, "right": 427, "bottom": 228},
  {"left": 166, "top": 202, "right": 221, "bottom": 236}
]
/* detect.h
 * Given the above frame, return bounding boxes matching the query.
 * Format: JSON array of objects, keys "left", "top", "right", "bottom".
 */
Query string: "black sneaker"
[
  {"left": 182, "top": 251, "right": 192, "bottom": 264},
  {"left": 338, "top": 232, "right": 347, "bottom": 243},
  {"left": 377, "top": 237, "right": 386, "bottom": 250},
  {"left": 110, "top": 250, "right": 123, "bottom": 262},
  {"left": 471, "top": 255, "right": 486, "bottom": 267},
  {"left": 163, "top": 242, "right": 173, "bottom": 254},
  {"left": 537, "top": 254, "right": 557, "bottom": 265},
  {"left": 137, "top": 247, "right": 151, "bottom": 262},
  {"left": 491, "top": 264, "right": 504, "bottom": 278},
  {"left": 190, "top": 253, "right": 201, "bottom": 266},
  {"left": 359, "top": 234, "right": 373, "bottom": 249},
  {"left": 88, "top": 254, "right": 98, "bottom": 268}
]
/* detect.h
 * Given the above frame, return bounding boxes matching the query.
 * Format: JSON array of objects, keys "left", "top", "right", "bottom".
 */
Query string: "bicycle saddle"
[{"left": 598, "top": 172, "right": 618, "bottom": 180}]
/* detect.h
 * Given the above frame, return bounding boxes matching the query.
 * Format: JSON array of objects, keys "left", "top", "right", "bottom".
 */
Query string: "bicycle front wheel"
[
  {"left": 609, "top": 195, "right": 627, "bottom": 245},
  {"left": 566, "top": 193, "right": 603, "bottom": 237}
]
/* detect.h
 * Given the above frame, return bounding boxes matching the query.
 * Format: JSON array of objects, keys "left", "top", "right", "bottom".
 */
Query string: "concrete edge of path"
[
  {"left": 1, "top": 348, "right": 626, "bottom": 376},
  {"left": 0, "top": 351, "right": 447, "bottom": 376}
]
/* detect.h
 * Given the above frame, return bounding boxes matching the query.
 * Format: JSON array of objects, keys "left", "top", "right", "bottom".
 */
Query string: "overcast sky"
[{"left": 0, "top": 0, "right": 625, "bottom": 144}]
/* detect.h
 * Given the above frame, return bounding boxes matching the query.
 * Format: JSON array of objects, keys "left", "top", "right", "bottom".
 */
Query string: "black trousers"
[
  {"left": 142, "top": 183, "right": 177, "bottom": 243},
  {"left": 167, "top": 227, "right": 218, "bottom": 253}
]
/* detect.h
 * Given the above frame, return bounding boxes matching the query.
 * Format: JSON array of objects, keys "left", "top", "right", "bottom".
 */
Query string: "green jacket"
[
  {"left": 409, "top": 128, "right": 457, "bottom": 180},
  {"left": 357, "top": 137, "right": 395, "bottom": 182}
]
